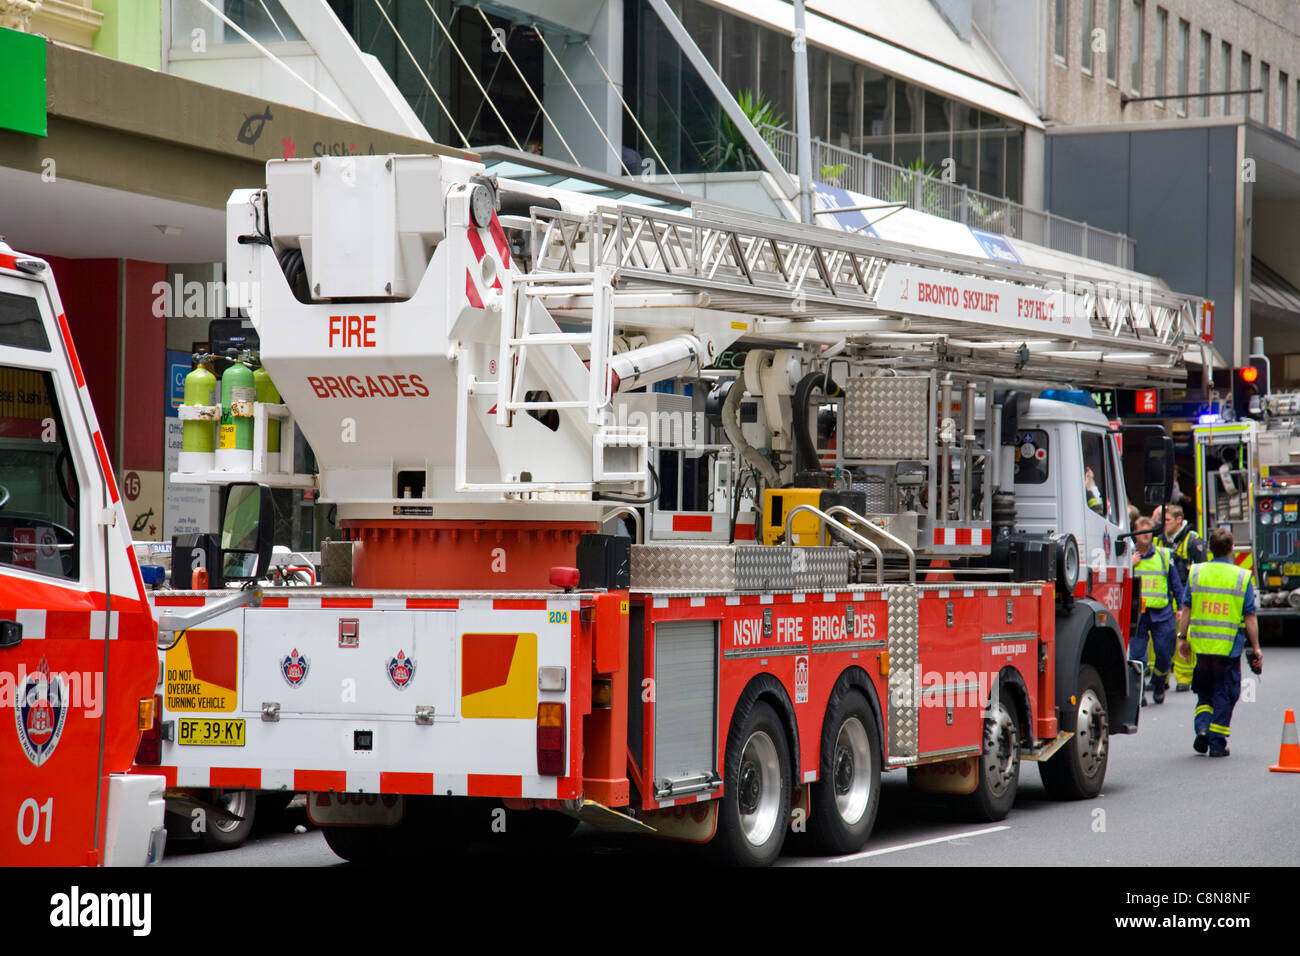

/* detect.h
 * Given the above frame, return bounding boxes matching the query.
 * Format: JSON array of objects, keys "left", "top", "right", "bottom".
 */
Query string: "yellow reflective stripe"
[
  {"left": 1196, "top": 705, "right": 1213, "bottom": 715},
  {"left": 1209, "top": 724, "right": 1231, "bottom": 736}
]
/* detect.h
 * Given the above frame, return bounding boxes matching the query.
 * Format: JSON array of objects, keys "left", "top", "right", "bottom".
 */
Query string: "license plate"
[{"left": 178, "top": 718, "right": 245, "bottom": 746}]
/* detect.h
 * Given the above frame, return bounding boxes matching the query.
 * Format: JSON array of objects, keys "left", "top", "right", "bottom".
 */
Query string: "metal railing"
[{"left": 760, "top": 125, "right": 1136, "bottom": 270}]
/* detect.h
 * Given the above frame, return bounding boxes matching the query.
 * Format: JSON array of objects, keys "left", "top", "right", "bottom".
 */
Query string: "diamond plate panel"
[
  {"left": 631, "top": 544, "right": 735, "bottom": 591},
  {"left": 843, "top": 377, "right": 930, "bottom": 460},
  {"left": 886, "top": 584, "right": 920, "bottom": 759},
  {"left": 735, "top": 546, "right": 794, "bottom": 591},
  {"left": 792, "top": 547, "right": 851, "bottom": 590}
]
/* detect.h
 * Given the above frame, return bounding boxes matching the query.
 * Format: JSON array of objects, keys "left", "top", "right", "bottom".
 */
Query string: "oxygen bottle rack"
[{"left": 171, "top": 401, "right": 316, "bottom": 489}]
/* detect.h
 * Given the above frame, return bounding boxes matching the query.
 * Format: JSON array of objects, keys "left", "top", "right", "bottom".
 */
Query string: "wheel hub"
[
  {"left": 832, "top": 716, "right": 872, "bottom": 824},
  {"left": 1076, "top": 688, "right": 1108, "bottom": 776},
  {"left": 736, "top": 730, "right": 780, "bottom": 846}
]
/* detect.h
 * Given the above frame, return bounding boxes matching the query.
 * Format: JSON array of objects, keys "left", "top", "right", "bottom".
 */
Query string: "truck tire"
[
  {"left": 1039, "top": 664, "right": 1109, "bottom": 800},
  {"left": 321, "top": 824, "right": 403, "bottom": 863},
  {"left": 200, "top": 790, "right": 256, "bottom": 851},
  {"left": 808, "top": 689, "right": 881, "bottom": 855},
  {"left": 714, "top": 700, "right": 792, "bottom": 866},
  {"left": 956, "top": 689, "right": 1020, "bottom": 822}
]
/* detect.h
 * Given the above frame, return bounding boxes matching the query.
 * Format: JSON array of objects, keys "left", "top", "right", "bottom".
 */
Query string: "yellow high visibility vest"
[
  {"left": 1135, "top": 547, "right": 1172, "bottom": 610},
  {"left": 1187, "top": 561, "right": 1250, "bottom": 656}
]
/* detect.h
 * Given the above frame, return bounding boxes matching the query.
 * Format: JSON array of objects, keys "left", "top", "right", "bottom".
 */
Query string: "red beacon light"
[
  {"left": 549, "top": 567, "right": 581, "bottom": 591},
  {"left": 1240, "top": 366, "right": 1259, "bottom": 385}
]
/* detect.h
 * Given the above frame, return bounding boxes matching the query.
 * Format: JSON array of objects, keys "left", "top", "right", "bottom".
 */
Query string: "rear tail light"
[
  {"left": 135, "top": 695, "right": 163, "bottom": 765},
  {"left": 536, "top": 702, "right": 566, "bottom": 776}
]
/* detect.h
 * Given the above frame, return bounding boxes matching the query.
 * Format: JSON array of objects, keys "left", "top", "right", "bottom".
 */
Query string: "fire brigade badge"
[
  {"left": 1103, "top": 530, "right": 1112, "bottom": 559},
  {"left": 387, "top": 650, "right": 415, "bottom": 689},
  {"left": 16, "top": 656, "right": 68, "bottom": 767},
  {"left": 281, "top": 648, "right": 310, "bottom": 687}
]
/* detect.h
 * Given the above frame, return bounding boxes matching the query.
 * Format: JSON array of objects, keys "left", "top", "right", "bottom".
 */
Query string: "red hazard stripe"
[
  {"left": 153, "top": 596, "right": 207, "bottom": 607},
  {"left": 489, "top": 213, "right": 512, "bottom": 265},
  {"left": 467, "top": 225, "right": 488, "bottom": 262},
  {"left": 465, "top": 268, "right": 484, "bottom": 309},
  {"left": 380, "top": 772, "right": 434, "bottom": 794},
  {"left": 406, "top": 598, "right": 459, "bottom": 609},
  {"left": 494, "top": 599, "right": 549, "bottom": 610},
  {"left": 261, "top": 596, "right": 290, "bottom": 608},
  {"left": 56, "top": 312, "right": 86, "bottom": 389},
  {"left": 468, "top": 774, "right": 522, "bottom": 798},
  {"left": 957, "top": 527, "right": 971, "bottom": 546},
  {"left": 672, "top": 514, "right": 713, "bottom": 532},
  {"left": 321, "top": 597, "right": 373, "bottom": 609},
  {"left": 295, "top": 770, "right": 347, "bottom": 792},
  {"left": 92, "top": 430, "right": 119, "bottom": 502},
  {"left": 0, "top": 253, "right": 17, "bottom": 271},
  {"left": 210, "top": 767, "right": 261, "bottom": 789}
]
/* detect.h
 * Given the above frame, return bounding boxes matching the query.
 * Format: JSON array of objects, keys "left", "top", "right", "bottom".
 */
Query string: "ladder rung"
[{"left": 508, "top": 333, "right": 593, "bottom": 345}]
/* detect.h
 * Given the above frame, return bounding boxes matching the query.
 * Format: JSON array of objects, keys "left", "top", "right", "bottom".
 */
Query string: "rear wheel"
[
  {"left": 199, "top": 790, "right": 256, "bottom": 851},
  {"left": 809, "top": 689, "right": 881, "bottom": 854},
  {"left": 1039, "top": 664, "right": 1109, "bottom": 799},
  {"left": 956, "top": 689, "right": 1020, "bottom": 822},
  {"left": 714, "top": 701, "right": 791, "bottom": 866}
]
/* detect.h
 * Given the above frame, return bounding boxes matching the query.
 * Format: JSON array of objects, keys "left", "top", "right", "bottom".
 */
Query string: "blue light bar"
[{"left": 1040, "top": 388, "right": 1097, "bottom": 408}]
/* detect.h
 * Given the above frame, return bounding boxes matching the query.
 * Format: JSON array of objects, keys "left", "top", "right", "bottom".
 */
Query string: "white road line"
[{"left": 821, "top": 825, "right": 1010, "bottom": 864}]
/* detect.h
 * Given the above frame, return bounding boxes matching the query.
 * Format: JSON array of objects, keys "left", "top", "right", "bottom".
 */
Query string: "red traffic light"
[{"left": 1240, "top": 366, "right": 1259, "bottom": 384}]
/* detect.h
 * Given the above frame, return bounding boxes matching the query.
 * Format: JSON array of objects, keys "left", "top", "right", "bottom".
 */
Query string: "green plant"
[
  {"left": 819, "top": 163, "right": 848, "bottom": 186},
  {"left": 703, "top": 89, "right": 786, "bottom": 172},
  {"left": 883, "top": 157, "right": 946, "bottom": 212}
]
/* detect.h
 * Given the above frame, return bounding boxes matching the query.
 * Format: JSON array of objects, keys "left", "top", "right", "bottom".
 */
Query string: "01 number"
[{"left": 16, "top": 797, "right": 53, "bottom": 846}]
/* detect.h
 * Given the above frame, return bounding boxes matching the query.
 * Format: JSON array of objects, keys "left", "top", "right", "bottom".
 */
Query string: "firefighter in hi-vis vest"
[
  {"left": 1177, "top": 528, "right": 1262, "bottom": 758},
  {"left": 1158, "top": 503, "right": 1206, "bottom": 692},
  {"left": 1129, "top": 516, "right": 1183, "bottom": 704}
]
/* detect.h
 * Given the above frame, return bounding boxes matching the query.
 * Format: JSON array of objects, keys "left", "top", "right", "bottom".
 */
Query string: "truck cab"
[{"left": 0, "top": 242, "right": 167, "bottom": 866}]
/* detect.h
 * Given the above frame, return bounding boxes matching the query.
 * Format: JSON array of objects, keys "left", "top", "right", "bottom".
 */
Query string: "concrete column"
[{"left": 543, "top": 0, "right": 624, "bottom": 174}]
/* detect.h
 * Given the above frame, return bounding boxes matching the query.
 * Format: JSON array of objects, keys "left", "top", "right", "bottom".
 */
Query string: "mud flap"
[
  {"left": 1116, "top": 659, "right": 1143, "bottom": 734},
  {"left": 906, "top": 757, "right": 979, "bottom": 795},
  {"left": 306, "top": 792, "right": 404, "bottom": 828},
  {"left": 570, "top": 799, "right": 658, "bottom": 834}
]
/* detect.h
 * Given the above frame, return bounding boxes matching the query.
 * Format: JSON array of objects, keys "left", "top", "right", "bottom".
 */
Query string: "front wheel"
[
  {"left": 1039, "top": 664, "right": 1109, "bottom": 799},
  {"left": 956, "top": 689, "right": 1020, "bottom": 822},
  {"left": 809, "top": 689, "right": 881, "bottom": 854},
  {"left": 714, "top": 701, "right": 792, "bottom": 866}
]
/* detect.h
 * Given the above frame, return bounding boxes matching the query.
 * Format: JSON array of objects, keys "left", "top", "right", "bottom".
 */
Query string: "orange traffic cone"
[{"left": 1269, "top": 710, "right": 1300, "bottom": 773}]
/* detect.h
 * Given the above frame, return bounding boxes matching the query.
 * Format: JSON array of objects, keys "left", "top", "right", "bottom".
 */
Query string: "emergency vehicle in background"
[
  {"left": 10, "top": 148, "right": 1202, "bottom": 865},
  {"left": 1193, "top": 391, "right": 1300, "bottom": 629},
  {"left": 0, "top": 242, "right": 167, "bottom": 866}
]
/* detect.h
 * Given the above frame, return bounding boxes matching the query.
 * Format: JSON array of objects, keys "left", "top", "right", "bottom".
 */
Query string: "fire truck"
[
  {"left": 0, "top": 242, "right": 167, "bottom": 865},
  {"left": 19, "top": 152, "right": 1203, "bottom": 865},
  {"left": 1194, "top": 393, "right": 1300, "bottom": 628}
]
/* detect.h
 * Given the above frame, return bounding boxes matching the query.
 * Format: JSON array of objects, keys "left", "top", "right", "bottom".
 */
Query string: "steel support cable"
[
  {"left": 421, "top": 0, "right": 523, "bottom": 151},
  {"left": 256, "top": 0, "right": 289, "bottom": 41},
  {"left": 472, "top": 3, "right": 580, "bottom": 166},
  {"left": 532, "top": 26, "right": 631, "bottom": 177},
  {"left": 370, "top": 0, "right": 471, "bottom": 150},
  {"left": 581, "top": 39, "right": 680, "bottom": 191},
  {"left": 197, "top": 0, "right": 355, "bottom": 121}
]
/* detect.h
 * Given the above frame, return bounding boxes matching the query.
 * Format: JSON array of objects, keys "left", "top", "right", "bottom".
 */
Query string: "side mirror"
[
  {"left": 220, "top": 483, "right": 275, "bottom": 583},
  {"left": 1142, "top": 435, "right": 1175, "bottom": 508}
]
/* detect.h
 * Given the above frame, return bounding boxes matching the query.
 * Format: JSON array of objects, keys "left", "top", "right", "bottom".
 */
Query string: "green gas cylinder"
[
  {"left": 252, "top": 355, "right": 281, "bottom": 455},
  {"left": 217, "top": 350, "right": 255, "bottom": 471},
  {"left": 180, "top": 352, "right": 217, "bottom": 473}
]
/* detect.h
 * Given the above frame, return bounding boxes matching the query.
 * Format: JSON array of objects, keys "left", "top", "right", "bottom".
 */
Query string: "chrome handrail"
[
  {"left": 601, "top": 505, "right": 643, "bottom": 544},
  {"left": 781, "top": 503, "right": 883, "bottom": 586},
  {"left": 823, "top": 506, "right": 918, "bottom": 585}
]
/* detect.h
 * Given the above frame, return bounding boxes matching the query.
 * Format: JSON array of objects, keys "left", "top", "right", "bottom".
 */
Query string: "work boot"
[
  {"left": 1152, "top": 686, "right": 1165, "bottom": 704},
  {"left": 1209, "top": 746, "right": 1230, "bottom": 758},
  {"left": 1193, "top": 734, "right": 1209, "bottom": 754},
  {"left": 1175, "top": 683, "right": 1191, "bottom": 692}
]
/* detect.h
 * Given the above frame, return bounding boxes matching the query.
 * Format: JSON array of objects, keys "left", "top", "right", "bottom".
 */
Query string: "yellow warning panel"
[
  {"left": 164, "top": 629, "right": 239, "bottom": 713},
  {"left": 461, "top": 633, "right": 537, "bottom": 719}
]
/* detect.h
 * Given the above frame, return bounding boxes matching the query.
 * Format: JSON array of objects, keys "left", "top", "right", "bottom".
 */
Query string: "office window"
[
  {"left": 1106, "top": 0, "right": 1119, "bottom": 82},
  {"left": 1055, "top": 0, "right": 1068, "bottom": 61},
  {"left": 1281, "top": 73, "right": 1290, "bottom": 135},
  {"left": 1154, "top": 8, "right": 1166, "bottom": 102},
  {"left": 1129, "top": 1, "right": 1144, "bottom": 92},
  {"left": 1198, "top": 31, "right": 1211, "bottom": 117},
  {"left": 1241, "top": 52, "right": 1251, "bottom": 116},
  {"left": 1081, "top": 0, "right": 1094, "bottom": 73},
  {"left": 1261, "top": 62, "right": 1270, "bottom": 125},
  {"left": 1220, "top": 40, "right": 1231, "bottom": 115},
  {"left": 1175, "top": 19, "right": 1188, "bottom": 114}
]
